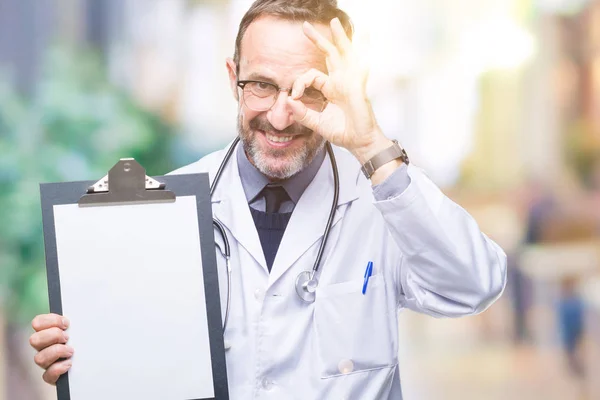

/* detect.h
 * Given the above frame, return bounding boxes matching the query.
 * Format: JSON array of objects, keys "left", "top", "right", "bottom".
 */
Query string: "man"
[{"left": 29, "top": 0, "right": 507, "bottom": 398}]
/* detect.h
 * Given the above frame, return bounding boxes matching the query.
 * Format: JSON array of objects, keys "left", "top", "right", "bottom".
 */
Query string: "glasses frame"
[{"left": 237, "top": 80, "right": 327, "bottom": 112}]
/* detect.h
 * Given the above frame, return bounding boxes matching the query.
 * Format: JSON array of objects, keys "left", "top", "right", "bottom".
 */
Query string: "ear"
[{"left": 226, "top": 57, "right": 239, "bottom": 101}]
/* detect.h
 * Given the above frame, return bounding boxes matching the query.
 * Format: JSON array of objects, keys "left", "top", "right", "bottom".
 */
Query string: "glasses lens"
[{"left": 243, "top": 82, "right": 277, "bottom": 111}]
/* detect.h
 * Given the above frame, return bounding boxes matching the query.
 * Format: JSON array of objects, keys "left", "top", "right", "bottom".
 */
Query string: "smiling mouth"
[{"left": 265, "top": 132, "right": 294, "bottom": 143}]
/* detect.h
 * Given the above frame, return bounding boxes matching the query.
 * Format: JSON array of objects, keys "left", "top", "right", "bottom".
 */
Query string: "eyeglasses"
[{"left": 237, "top": 80, "right": 327, "bottom": 112}]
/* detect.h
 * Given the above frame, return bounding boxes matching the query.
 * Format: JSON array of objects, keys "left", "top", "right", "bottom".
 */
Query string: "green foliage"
[
  {"left": 565, "top": 118, "right": 600, "bottom": 188},
  {"left": 0, "top": 46, "right": 177, "bottom": 324}
]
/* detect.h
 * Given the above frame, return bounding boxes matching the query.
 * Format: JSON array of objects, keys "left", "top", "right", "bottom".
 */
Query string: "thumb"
[{"left": 287, "top": 97, "right": 321, "bottom": 132}]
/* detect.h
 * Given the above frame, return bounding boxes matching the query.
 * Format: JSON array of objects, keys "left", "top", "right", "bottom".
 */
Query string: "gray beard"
[{"left": 237, "top": 116, "right": 325, "bottom": 180}]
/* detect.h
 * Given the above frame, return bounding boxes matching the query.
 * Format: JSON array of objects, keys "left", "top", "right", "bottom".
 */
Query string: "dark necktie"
[{"left": 262, "top": 184, "right": 290, "bottom": 213}]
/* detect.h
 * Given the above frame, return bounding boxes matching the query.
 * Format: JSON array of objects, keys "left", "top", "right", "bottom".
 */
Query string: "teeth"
[{"left": 266, "top": 133, "right": 293, "bottom": 143}]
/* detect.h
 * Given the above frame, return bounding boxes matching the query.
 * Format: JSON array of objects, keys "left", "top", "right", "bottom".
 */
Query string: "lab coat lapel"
[
  {"left": 268, "top": 147, "right": 361, "bottom": 286},
  {"left": 211, "top": 146, "right": 268, "bottom": 273}
]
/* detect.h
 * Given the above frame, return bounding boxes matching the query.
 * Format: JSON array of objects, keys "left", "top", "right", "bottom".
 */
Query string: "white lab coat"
[{"left": 171, "top": 144, "right": 507, "bottom": 400}]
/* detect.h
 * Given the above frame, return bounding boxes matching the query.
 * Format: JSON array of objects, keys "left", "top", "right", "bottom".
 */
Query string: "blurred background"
[{"left": 1, "top": 0, "right": 599, "bottom": 399}]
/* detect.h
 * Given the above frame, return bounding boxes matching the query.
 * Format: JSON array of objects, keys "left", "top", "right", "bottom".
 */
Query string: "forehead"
[{"left": 239, "top": 16, "right": 332, "bottom": 82}]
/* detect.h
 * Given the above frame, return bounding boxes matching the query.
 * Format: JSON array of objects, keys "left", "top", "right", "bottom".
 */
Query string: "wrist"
[
  {"left": 369, "top": 159, "right": 404, "bottom": 185},
  {"left": 354, "top": 133, "right": 409, "bottom": 184},
  {"left": 350, "top": 132, "right": 393, "bottom": 165}
]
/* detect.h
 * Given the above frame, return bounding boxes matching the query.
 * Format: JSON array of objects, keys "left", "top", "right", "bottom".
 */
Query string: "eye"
[
  {"left": 257, "top": 82, "right": 271, "bottom": 90},
  {"left": 302, "top": 88, "right": 325, "bottom": 102},
  {"left": 246, "top": 81, "right": 276, "bottom": 97}
]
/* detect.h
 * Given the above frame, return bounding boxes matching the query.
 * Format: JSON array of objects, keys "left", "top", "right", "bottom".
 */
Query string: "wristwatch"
[{"left": 360, "top": 140, "right": 409, "bottom": 179}]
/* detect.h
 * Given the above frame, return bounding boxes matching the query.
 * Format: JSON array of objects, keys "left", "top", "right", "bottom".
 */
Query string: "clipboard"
[{"left": 40, "top": 159, "right": 229, "bottom": 400}]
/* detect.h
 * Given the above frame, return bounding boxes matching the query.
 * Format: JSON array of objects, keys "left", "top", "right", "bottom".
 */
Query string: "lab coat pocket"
[{"left": 314, "top": 274, "right": 396, "bottom": 379}]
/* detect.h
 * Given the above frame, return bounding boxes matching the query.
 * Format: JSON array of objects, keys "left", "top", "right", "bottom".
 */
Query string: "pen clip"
[{"left": 362, "top": 261, "right": 373, "bottom": 295}]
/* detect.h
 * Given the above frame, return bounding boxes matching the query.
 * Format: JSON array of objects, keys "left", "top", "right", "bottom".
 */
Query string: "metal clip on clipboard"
[{"left": 78, "top": 158, "right": 175, "bottom": 206}]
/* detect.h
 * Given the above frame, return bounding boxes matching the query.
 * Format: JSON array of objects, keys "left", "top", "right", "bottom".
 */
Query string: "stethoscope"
[{"left": 211, "top": 136, "right": 340, "bottom": 330}]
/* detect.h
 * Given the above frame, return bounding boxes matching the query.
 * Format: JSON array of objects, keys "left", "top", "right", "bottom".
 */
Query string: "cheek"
[{"left": 240, "top": 107, "right": 261, "bottom": 129}]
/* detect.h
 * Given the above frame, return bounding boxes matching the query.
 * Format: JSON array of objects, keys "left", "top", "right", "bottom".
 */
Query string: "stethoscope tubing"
[
  {"left": 210, "top": 137, "right": 339, "bottom": 329},
  {"left": 312, "top": 142, "right": 339, "bottom": 280},
  {"left": 212, "top": 219, "right": 231, "bottom": 332}
]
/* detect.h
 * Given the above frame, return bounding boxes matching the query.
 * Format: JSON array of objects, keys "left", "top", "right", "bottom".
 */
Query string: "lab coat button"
[
  {"left": 338, "top": 359, "right": 354, "bottom": 374},
  {"left": 254, "top": 288, "right": 265, "bottom": 301},
  {"left": 261, "top": 378, "right": 274, "bottom": 391},
  {"left": 223, "top": 339, "right": 232, "bottom": 350}
]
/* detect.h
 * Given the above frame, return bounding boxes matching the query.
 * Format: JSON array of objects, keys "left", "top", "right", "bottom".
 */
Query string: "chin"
[
  {"left": 256, "top": 155, "right": 304, "bottom": 180},
  {"left": 241, "top": 128, "right": 316, "bottom": 180}
]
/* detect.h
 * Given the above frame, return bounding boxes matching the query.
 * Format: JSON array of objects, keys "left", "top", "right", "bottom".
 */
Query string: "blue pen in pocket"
[{"left": 362, "top": 261, "right": 373, "bottom": 295}]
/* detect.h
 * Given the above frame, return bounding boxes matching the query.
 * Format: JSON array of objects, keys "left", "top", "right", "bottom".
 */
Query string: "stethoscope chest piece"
[
  {"left": 211, "top": 139, "right": 339, "bottom": 309},
  {"left": 295, "top": 271, "right": 318, "bottom": 303}
]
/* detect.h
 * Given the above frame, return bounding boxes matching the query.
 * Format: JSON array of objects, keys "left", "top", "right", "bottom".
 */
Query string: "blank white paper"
[{"left": 53, "top": 196, "right": 215, "bottom": 399}]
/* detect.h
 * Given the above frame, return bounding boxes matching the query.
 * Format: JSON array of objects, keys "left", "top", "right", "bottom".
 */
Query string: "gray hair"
[{"left": 233, "top": 0, "right": 353, "bottom": 72}]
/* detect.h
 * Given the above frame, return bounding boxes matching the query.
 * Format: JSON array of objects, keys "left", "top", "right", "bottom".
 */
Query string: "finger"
[
  {"left": 34, "top": 344, "right": 74, "bottom": 370},
  {"left": 330, "top": 18, "right": 352, "bottom": 55},
  {"left": 302, "top": 21, "right": 341, "bottom": 67},
  {"left": 30, "top": 327, "right": 69, "bottom": 352},
  {"left": 42, "top": 358, "right": 72, "bottom": 386},
  {"left": 291, "top": 69, "right": 329, "bottom": 100},
  {"left": 32, "top": 314, "right": 69, "bottom": 332},
  {"left": 287, "top": 97, "right": 321, "bottom": 132}
]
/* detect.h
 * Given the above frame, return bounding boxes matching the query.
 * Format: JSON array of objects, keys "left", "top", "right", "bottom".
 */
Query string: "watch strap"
[{"left": 361, "top": 140, "right": 409, "bottom": 179}]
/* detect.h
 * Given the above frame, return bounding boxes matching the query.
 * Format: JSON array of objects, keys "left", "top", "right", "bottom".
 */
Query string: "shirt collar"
[{"left": 236, "top": 142, "right": 326, "bottom": 205}]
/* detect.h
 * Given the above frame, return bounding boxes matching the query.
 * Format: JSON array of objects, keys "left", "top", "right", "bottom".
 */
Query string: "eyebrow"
[{"left": 244, "top": 72, "right": 277, "bottom": 83}]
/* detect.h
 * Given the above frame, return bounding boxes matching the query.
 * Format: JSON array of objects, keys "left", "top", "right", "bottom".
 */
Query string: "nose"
[{"left": 266, "top": 90, "right": 295, "bottom": 131}]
